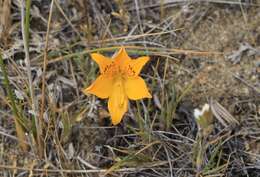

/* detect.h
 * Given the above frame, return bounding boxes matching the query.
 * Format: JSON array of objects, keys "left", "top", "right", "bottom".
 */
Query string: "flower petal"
[
  {"left": 130, "top": 56, "right": 150, "bottom": 75},
  {"left": 124, "top": 76, "right": 152, "bottom": 100},
  {"left": 113, "top": 47, "right": 131, "bottom": 67},
  {"left": 90, "top": 53, "right": 112, "bottom": 73},
  {"left": 83, "top": 75, "right": 113, "bottom": 99},
  {"left": 108, "top": 79, "right": 128, "bottom": 125}
]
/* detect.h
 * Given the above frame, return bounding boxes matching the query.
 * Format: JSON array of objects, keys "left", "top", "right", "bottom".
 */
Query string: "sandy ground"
[{"left": 0, "top": 0, "right": 259, "bottom": 176}]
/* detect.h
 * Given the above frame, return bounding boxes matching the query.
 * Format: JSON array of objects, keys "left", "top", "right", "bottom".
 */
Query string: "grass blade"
[{"left": 0, "top": 53, "right": 28, "bottom": 151}]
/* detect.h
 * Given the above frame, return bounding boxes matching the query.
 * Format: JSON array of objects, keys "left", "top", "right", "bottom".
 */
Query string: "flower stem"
[{"left": 135, "top": 101, "right": 144, "bottom": 133}]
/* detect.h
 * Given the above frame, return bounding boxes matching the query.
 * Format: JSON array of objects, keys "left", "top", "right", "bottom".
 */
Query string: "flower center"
[
  {"left": 125, "top": 65, "right": 136, "bottom": 76},
  {"left": 103, "top": 62, "right": 135, "bottom": 77}
]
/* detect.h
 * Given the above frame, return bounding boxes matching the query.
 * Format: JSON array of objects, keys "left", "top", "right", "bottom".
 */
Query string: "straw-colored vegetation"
[{"left": 0, "top": 0, "right": 259, "bottom": 176}]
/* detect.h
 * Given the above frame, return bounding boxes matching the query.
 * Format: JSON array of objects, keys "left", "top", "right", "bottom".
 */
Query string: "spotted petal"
[
  {"left": 130, "top": 56, "right": 150, "bottom": 76},
  {"left": 113, "top": 47, "right": 131, "bottom": 67},
  {"left": 91, "top": 53, "right": 112, "bottom": 73}
]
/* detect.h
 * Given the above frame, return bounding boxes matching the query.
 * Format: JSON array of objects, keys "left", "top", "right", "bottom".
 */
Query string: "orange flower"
[{"left": 83, "top": 47, "right": 152, "bottom": 125}]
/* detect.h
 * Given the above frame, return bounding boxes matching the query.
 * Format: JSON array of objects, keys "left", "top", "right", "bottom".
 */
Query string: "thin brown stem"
[{"left": 38, "top": 0, "right": 54, "bottom": 157}]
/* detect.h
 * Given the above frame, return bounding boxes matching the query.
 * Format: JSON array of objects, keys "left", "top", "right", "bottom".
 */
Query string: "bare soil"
[{"left": 0, "top": 0, "right": 259, "bottom": 177}]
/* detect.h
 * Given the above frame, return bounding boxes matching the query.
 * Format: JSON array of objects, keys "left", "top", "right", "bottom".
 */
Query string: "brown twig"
[
  {"left": 38, "top": 0, "right": 54, "bottom": 157},
  {"left": 0, "top": 164, "right": 193, "bottom": 174},
  {"left": 47, "top": 46, "right": 222, "bottom": 65}
]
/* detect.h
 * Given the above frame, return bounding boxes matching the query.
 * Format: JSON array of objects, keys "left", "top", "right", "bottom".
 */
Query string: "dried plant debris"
[
  {"left": 0, "top": 1, "right": 260, "bottom": 177},
  {"left": 0, "top": 0, "right": 11, "bottom": 46},
  {"left": 210, "top": 99, "right": 240, "bottom": 128},
  {"left": 226, "top": 42, "right": 260, "bottom": 64}
]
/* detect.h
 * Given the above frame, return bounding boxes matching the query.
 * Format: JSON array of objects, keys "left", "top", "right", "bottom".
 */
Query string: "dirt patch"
[{"left": 0, "top": 1, "right": 259, "bottom": 176}]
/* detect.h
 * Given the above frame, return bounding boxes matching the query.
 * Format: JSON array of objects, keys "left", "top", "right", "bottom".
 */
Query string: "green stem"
[
  {"left": 0, "top": 54, "right": 19, "bottom": 118},
  {"left": 135, "top": 101, "right": 144, "bottom": 133},
  {"left": 0, "top": 53, "right": 28, "bottom": 151},
  {"left": 25, "top": 0, "right": 31, "bottom": 46}
]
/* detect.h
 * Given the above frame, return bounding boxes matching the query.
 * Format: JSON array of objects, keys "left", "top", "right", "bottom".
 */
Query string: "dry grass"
[{"left": 0, "top": 0, "right": 259, "bottom": 176}]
